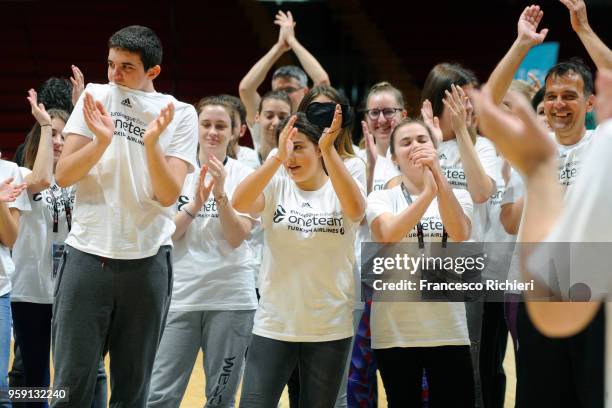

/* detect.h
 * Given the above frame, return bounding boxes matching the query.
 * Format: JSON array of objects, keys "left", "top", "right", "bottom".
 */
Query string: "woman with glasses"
[
  {"left": 366, "top": 118, "right": 475, "bottom": 407},
  {"left": 344, "top": 81, "right": 408, "bottom": 408},
  {"left": 360, "top": 82, "right": 406, "bottom": 194}
]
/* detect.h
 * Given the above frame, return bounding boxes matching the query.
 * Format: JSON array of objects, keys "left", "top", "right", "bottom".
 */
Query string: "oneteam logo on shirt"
[
  {"left": 273, "top": 205, "right": 287, "bottom": 223},
  {"left": 121, "top": 98, "right": 132, "bottom": 108},
  {"left": 272, "top": 204, "right": 345, "bottom": 235}
]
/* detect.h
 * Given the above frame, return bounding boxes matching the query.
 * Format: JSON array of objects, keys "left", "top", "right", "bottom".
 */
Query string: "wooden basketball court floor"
[{"left": 9, "top": 339, "right": 516, "bottom": 407}]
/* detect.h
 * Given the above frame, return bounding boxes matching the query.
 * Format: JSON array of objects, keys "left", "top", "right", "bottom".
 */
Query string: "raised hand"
[
  {"left": 143, "top": 103, "right": 175, "bottom": 146},
  {"left": 517, "top": 5, "right": 549, "bottom": 46},
  {"left": 421, "top": 99, "right": 443, "bottom": 145},
  {"left": 559, "top": 0, "right": 590, "bottom": 33},
  {"left": 443, "top": 84, "right": 469, "bottom": 135},
  {"left": 0, "top": 178, "right": 27, "bottom": 202},
  {"left": 277, "top": 115, "right": 297, "bottom": 162},
  {"left": 275, "top": 10, "right": 296, "bottom": 51},
  {"left": 70, "top": 65, "right": 85, "bottom": 106},
  {"left": 208, "top": 154, "right": 227, "bottom": 199},
  {"left": 26, "top": 89, "right": 51, "bottom": 126},
  {"left": 193, "top": 165, "right": 214, "bottom": 208},
  {"left": 469, "top": 87, "right": 556, "bottom": 176},
  {"left": 362, "top": 121, "right": 377, "bottom": 166},
  {"left": 527, "top": 72, "right": 543, "bottom": 93},
  {"left": 319, "top": 104, "right": 342, "bottom": 153},
  {"left": 83, "top": 92, "right": 115, "bottom": 146}
]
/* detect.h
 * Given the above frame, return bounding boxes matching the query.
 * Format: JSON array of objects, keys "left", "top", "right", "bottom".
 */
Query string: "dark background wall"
[{"left": 1, "top": 0, "right": 610, "bottom": 158}]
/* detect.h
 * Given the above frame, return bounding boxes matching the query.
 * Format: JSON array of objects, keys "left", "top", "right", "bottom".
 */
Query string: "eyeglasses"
[
  {"left": 364, "top": 107, "right": 403, "bottom": 120},
  {"left": 277, "top": 86, "right": 302, "bottom": 94}
]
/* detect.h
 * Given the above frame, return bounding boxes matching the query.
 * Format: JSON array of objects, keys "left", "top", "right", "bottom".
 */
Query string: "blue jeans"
[
  {"left": 0, "top": 293, "right": 12, "bottom": 408},
  {"left": 239, "top": 335, "right": 352, "bottom": 408}
]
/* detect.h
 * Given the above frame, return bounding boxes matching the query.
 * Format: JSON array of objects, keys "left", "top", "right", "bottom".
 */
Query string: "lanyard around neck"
[{"left": 400, "top": 183, "right": 447, "bottom": 248}]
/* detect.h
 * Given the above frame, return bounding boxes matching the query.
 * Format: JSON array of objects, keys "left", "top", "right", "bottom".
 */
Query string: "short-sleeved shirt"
[
  {"left": 62, "top": 83, "right": 198, "bottom": 259},
  {"left": 253, "top": 176, "right": 364, "bottom": 342},
  {"left": 0, "top": 160, "right": 30, "bottom": 296},
  {"left": 171, "top": 158, "right": 257, "bottom": 311},
  {"left": 11, "top": 170, "right": 74, "bottom": 303},
  {"left": 366, "top": 185, "right": 473, "bottom": 349}
]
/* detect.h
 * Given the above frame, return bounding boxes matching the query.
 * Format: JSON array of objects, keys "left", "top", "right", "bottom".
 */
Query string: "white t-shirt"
[
  {"left": 501, "top": 169, "right": 525, "bottom": 293},
  {"left": 482, "top": 158, "right": 516, "bottom": 282},
  {"left": 554, "top": 129, "right": 595, "bottom": 195},
  {"left": 522, "top": 120, "right": 612, "bottom": 407},
  {"left": 438, "top": 136, "right": 498, "bottom": 241},
  {"left": 0, "top": 160, "right": 31, "bottom": 297},
  {"left": 254, "top": 176, "right": 363, "bottom": 342},
  {"left": 263, "top": 149, "right": 367, "bottom": 309},
  {"left": 345, "top": 157, "right": 367, "bottom": 309},
  {"left": 366, "top": 185, "right": 473, "bottom": 349},
  {"left": 355, "top": 149, "right": 400, "bottom": 192},
  {"left": 506, "top": 128, "right": 596, "bottom": 292},
  {"left": 171, "top": 158, "right": 257, "bottom": 311},
  {"left": 355, "top": 149, "right": 401, "bottom": 299},
  {"left": 11, "top": 170, "right": 74, "bottom": 303},
  {"left": 62, "top": 83, "right": 198, "bottom": 259},
  {"left": 236, "top": 145, "right": 260, "bottom": 170}
]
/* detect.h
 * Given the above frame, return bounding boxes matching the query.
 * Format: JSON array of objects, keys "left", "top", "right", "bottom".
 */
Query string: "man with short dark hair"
[
  {"left": 51, "top": 25, "right": 197, "bottom": 407},
  {"left": 485, "top": 1, "right": 610, "bottom": 406}
]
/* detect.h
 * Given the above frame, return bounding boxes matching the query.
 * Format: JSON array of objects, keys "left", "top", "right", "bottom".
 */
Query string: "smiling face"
[
  {"left": 198, "top": 105, "right": 233, "bottom": 158},
  {"left": 51, "top": 117, "right": 66, "bottom": 165},
  {"left": 284, "top": 131, "right": 323, "bottom": 184},
  {"left": 257, "top": 98, "right": 291, "bottom": 148},
  {"left": 544, "top": 72, "right": 594, "bottom": 140},
  {"left": 365, "top": 91, "right": 405, "bottom": 149},
  {"left": 392, "top": 122, "right": 435, "bottom": 177}
]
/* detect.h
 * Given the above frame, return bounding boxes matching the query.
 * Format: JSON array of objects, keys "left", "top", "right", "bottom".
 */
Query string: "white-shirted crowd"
[{"left": 0, "top": 1, "right": 611, "bottom": 407}]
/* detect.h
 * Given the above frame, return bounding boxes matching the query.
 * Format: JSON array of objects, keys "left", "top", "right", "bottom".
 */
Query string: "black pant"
[
  {"left": 11, "top": 302, "right": 52, "bottom": 408},
  {"left": 287, "top": 366, "right": 300, "bottom": 407},
  {"left": 374, "top": 345, "right": 474, "bottom": 408},
  {"left": 515, "top": 302, "right": 604, "bottom": 408},
  {"left": 479, "top": 302, "right": 508, "bottom": 408}
]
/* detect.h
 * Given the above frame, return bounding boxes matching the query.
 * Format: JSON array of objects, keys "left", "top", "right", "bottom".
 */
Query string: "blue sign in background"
[{"left": 514, "top": 42, "right": 560, "bottom": 84}]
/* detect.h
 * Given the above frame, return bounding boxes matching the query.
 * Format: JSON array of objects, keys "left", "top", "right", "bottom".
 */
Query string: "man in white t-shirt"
[
  {"left": 482, "top": 2, "right": 611, "bottom": 405},
  {"left": 51, "top": 26, "right": 197, "bottom": 407},
  {"left": 473, "top": 50, "right": 612, "bottom": 407}
]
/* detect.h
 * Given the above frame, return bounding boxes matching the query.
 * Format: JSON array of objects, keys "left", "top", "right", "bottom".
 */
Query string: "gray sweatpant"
[
  {"left": 51, "top": 245, "right": 173, "bottom": 408},
  {"left": 147, "top": 309, "right": 255, "bottom": 408}
]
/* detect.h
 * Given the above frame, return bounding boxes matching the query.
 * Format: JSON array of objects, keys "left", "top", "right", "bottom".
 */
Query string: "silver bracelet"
[{"left": 183, "top": 207, "right": 196, "bottom": 219}]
